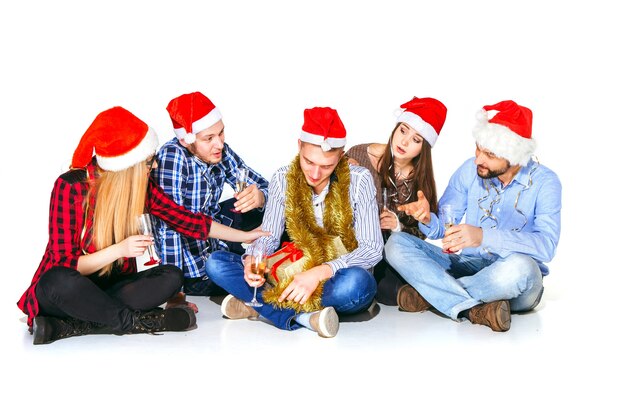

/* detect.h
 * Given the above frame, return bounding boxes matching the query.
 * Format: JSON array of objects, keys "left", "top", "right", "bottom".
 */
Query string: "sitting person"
[
  {"left": 385, "top": 100, "right": 562, "bottom": 332},
  {"left": 346, "top": 96, "right": 447, "bottom": 305},
  {"left": 207, "top": 106, "right": 383, "bottom": 338},
  {"left": 153, "top": 92, "right": 269, "bottom": 310},
  {"left": 17, "top": 106, "right": 266, "bottom": 344}
]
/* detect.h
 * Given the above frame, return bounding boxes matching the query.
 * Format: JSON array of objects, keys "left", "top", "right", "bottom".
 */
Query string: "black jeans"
[{"left": 35, "top": 265, "right": 183, "bottom": 333}]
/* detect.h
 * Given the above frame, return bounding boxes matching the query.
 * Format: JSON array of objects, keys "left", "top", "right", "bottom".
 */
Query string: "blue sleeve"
[{"left": 419, "top": 159, "right": 471, "bottom": 239}]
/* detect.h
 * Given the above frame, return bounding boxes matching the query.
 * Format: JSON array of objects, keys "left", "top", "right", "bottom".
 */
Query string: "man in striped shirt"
[
  {"left": 153, "top": 92, "right": 269, "bottom": 307},
  {"left": 207, "top": 107, "right": 383, "bottom": 338}
]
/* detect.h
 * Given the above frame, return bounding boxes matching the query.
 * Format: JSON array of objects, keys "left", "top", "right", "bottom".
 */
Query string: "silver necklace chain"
[{"left": 477, "top": 157, "right": 539, "bottom": 232}]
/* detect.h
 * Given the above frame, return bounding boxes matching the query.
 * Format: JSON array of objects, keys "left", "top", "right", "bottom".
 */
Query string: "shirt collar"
[{"left": 510, "top": 159, "right": 537, "bottom": 187}]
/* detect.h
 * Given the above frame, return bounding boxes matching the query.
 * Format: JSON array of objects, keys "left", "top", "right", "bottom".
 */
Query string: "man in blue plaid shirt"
[{"left": 153, "top": 92, "right": 268, "bottom": 308}]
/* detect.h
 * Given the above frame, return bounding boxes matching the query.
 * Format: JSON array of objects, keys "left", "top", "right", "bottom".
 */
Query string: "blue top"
[
  {"left": 419, "top": 158, "right": 562, "bottom": 275},
  {"left": 152, "top": 138, "right": 269, "bottom": 280}
]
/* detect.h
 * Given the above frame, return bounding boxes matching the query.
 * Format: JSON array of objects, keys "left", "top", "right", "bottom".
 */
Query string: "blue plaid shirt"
[{"left": 152, "top": 138, "right": 269, "bottom": 280}]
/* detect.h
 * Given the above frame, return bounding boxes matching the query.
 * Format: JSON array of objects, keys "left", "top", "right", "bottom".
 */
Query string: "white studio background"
[{"left": 0, "top": 0, "right": 623, "bottom": 415}]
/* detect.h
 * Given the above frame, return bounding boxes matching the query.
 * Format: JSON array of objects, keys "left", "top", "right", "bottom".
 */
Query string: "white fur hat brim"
[
  {"left": 473, "top": 109, "right": 536, "bottom": 166},
  {"left": 97, "top": 128, "right": 159, "bottom": 172}
]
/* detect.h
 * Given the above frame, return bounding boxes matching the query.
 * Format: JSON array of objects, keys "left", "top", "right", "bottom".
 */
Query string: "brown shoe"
[
  {"left": 221, "top": 294, "right": 259, "bottom": 320},
  {"left": 397, "top": 284, "right": 431, "bottom": 312},
  {"left": 468, "top": 300, "right": 511, "bottom": 332},
  {"left": 309, "top": 307, "right": 339, "bottom": 338}
]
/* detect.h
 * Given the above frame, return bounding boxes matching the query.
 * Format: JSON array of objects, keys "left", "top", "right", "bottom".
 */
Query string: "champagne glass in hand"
[
  {"left": 230, "top": 167, "right": 248, "bottom": 213},
  {"left": 242, "top": 240, "right": 266, "bottom": 307},
  {"left": 382, "top": 188, "right": 389, "bottom": 212},
  {"left": 440, "top": 204, "right": 455, "bottom": 254},
  {"left": 137, "top": 213, "right": 161, "bottom": 266}
]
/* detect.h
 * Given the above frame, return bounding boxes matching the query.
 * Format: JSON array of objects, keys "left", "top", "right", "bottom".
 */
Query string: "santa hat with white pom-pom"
[
  {"left": 167, "top": 92, "right": 222, "bottom": 144},
  {"left": 299, "top": 107, "right": 346, "bottom": 152},
  {"left": 473, "top": 100, "right": 536, "bottom": 166}
]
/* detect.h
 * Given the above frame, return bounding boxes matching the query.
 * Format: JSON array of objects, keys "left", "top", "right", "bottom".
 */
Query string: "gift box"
[
  {"left": 263, "top": 236, "right": 348, "bottom": 312},
  {"left": 265, "top": 237, "right": 347, "bottom": 286}
]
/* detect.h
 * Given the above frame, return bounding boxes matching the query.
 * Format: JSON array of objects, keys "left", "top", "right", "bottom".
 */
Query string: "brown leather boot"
[
  {"left": 397, "top": 284, "right": 431, "bottom": 312},
  {"left": 468, "top": 300, "right": 511, "bottom": 332}
]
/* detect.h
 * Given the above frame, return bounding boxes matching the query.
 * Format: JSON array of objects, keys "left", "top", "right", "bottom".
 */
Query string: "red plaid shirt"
[{"left": 17, "top": 160, "right": 212, "bottom": 328}]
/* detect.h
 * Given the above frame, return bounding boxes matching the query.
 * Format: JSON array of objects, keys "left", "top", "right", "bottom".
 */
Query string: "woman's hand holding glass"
[
  {"left": 136, "top": 213, "right": 161, "bottom": 266},
  {"left": 116, "top": 235, "right": 154, "bottom": 258},
  {"left": 379, "top": 210, "right": 399, "bottom": 231}
]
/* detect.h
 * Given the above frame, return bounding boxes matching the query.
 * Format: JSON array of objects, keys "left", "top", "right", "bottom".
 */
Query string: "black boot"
[
  {"left": 130, "top": 306, "right": 196, "bottom": 334},
  {"left": 33, "top": 316, "right": 109, "bottom": 345}
]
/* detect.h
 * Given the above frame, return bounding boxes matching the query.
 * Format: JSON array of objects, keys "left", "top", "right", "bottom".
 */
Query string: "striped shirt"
[
  {"left": 255, "top": 163, "right": 383, "bottom": 274},
  {"left": 152, "top": 138, "right": 269, "bottom": 280}
]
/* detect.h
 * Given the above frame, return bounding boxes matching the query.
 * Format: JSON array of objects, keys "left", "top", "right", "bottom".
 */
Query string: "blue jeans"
[
  {"left": 206, "top": 250, "right": 376, "bottom": 330},
  {"left": 384, "top": 232, "right": 543, "bottom": 320}
]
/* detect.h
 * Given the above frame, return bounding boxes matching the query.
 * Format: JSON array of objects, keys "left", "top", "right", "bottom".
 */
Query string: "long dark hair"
[{"left": 377, "top": 123, "right": 438, "bottom": 213}]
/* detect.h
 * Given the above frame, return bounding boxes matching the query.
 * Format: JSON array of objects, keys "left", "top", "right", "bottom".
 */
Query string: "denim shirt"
[
  {"left": 152, "top": 138, "right": 269, "bottom": 279},
  {"left": 419, "top": 158, "right": 561, "bottom": 275}
]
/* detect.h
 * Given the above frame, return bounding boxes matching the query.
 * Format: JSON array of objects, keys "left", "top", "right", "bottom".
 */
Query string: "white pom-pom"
[
  {"left": 184, "top": 132, "right": 196, "bottom": 144},
  {"left": 320, "top": 141, "right": 331, "bottom": 152},
  {"left": 475, "top": 108, "right": 489, "bottom": 122}
]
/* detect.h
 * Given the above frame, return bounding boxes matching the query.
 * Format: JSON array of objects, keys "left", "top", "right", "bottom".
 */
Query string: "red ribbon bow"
[{"left": 267, "top": 242, "right": 304, "bottom": 283}]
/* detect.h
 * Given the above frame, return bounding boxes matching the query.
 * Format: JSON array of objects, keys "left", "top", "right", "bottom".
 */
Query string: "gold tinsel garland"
[{"left": 262, "top": 154, "right": 357, "bottom": 312}]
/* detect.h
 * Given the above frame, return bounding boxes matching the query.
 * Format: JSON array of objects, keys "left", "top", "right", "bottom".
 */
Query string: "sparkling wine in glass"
[
  {"left": 440, "top": 204, "right": 455, "bottom": 254},
  {"left": 243, "top": 240, "right": 266, "bottom": 307},
  {"left": 230, "top": 167, "right": 248, "bottom": 213},
  {"left": 137, "top": 213, "right": 161, "bottom": 266},
  {"left": 382, "top": 188, "right": 389, "bottom": 212}
]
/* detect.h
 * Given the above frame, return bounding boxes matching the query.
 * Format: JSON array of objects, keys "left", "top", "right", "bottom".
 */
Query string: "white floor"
[{"left": 5, "top": 268, "right": 623, "bottom": 416}]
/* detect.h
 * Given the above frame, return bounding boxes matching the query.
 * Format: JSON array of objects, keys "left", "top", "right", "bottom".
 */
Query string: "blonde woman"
[{"left": 17, "top": 107, "right": 267, "bottom": 344}]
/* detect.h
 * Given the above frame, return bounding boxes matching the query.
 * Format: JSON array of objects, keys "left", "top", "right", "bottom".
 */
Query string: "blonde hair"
[{"left": 92, "top": 162, "right": 149, "bottom": 276}]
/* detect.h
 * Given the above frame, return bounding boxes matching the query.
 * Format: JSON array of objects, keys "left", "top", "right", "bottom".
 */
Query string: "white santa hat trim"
[
  {"left": 397, "top": 111, "right": 439, "bottom": 148},
  {"left": 473, "top": 109, "right": 536, "bottom": 166},
  {"left": 97, "top": 128, "right": 159, "bottom": 172},
  {"left": 173, "top": 107, "right": 223, "bottom": 142},
  {"left": 300, "top": 131, "right": 346, "bottom": 151}
]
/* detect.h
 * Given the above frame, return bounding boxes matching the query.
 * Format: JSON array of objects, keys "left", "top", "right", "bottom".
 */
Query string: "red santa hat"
[
  {"left": 71, "top": 106, "right": 158, "bottom": 172},
  {"left": 396, "top": 97, "right": 447, "bottom": 148},
  {"left": 166, "top": 92, "right": 222, "bottom": 144},
  {"left": 473, "top": 100, "right": 535, "bottom": 166},
  {"left": 300, "top": 107, "right": 347, "bottom": 152}
]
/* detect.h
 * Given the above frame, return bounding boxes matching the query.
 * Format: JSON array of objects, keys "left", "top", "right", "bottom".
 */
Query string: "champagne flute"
[
  {"left": 243, "top": 240, "right": 266, "bottom": 307},
  {"left": 137, "top": 213, "right": 161, "bottom": 266},
  {"left": 230, "top": 166, "right": 248, "bottom": 213},
  {"left": 382, "top": 188, "right": 389, "bottom": 212},
  {"left": 440, "top": 204, "right": 455, "bottom": 254}
]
